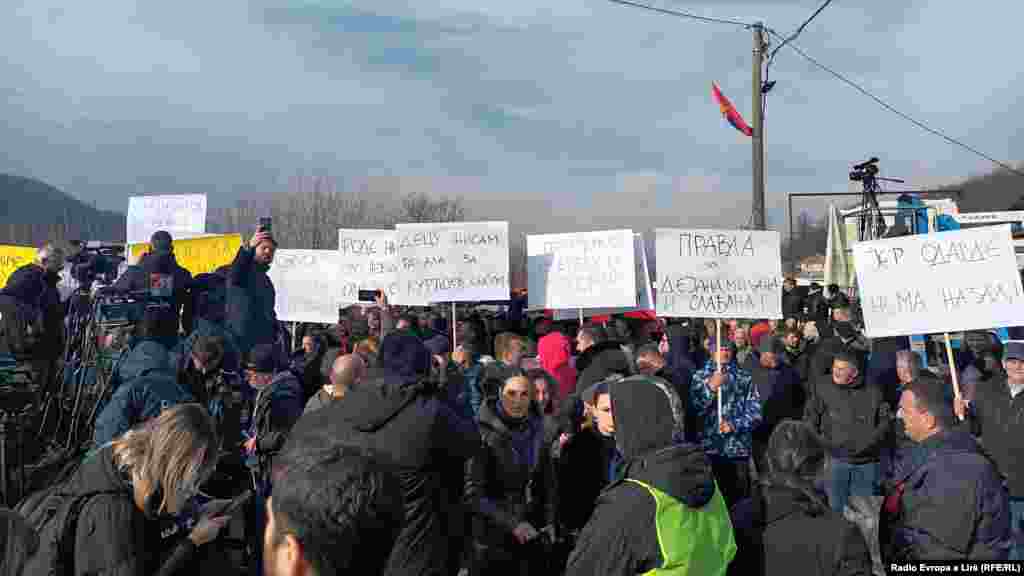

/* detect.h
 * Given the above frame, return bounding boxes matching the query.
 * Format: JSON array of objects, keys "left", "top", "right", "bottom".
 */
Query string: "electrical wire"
[
  {"left": 767, "top": 29, "right": 1024, "bottom": 178},
  {"left": 768, "top": 0, "right": 835, "bottom": 64},
  {"left": 607, "top": 0, "right": 753, "bottom": 28}
]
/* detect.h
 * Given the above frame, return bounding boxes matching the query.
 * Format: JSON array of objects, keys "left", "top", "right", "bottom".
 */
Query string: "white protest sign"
[
  {"left": 394, "top": 221, "right": 510, "bottom": 304},
  {"left": 268, "top": 249, "right": 347, "bottom": 324},
  {"left": 337, "top": 229, "right": 398, "bottom": 302},
  {"left": 656, "top": 228, "right": 782, "bottom": 319},
  {"left": 853, "top": 225, "right": 1024, "bottom": 338},
  {"left": 127, "top": 194, "right": 207, "bottom": 244},
  {"left": 527, "top": 229, "right": 636, "bottom": 310},
  {"left": 550, "top": 233, "right": 653, "bottom": 320}
]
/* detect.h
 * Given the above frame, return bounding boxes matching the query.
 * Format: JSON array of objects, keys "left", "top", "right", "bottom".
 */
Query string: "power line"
[
  {"left": 607, "top": 0, "right": 753, "bottom": 28},
  {"left": 767, "top": 29, "right": 1024, "bottom": 178},
  {"left": 768, "top": 0, "right": 835, "bottom": 63}
]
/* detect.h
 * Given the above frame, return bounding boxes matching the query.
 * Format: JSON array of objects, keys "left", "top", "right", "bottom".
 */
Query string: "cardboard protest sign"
[
  {"left": 337, "top": 229, "right": 398, "bottom": 302},
  {"left": 268, "top": 249, "right": 348, "bottom": 324},
  {"left": 394, "top": 221, "right": 509, "bottom": 304},
  {"left": 853, "top": 225, "right": 1024, "bottom": 338},
  {"left": 128, "top": 234, "right": 242, "bottom": 276},
  {"left": 127, "top": 194, "right": 207, "bottom": 244},
  {"left": 527, "top": 229, "right": 636, "bottom": 310},
  {"left": 0, "top": 245, "right": 37, "bottom": 289},
  {"left": 656, "top": 229, "right": 782, "bottom": 319},
  {"left": 550, "top": 233, "right": 653, "bottom": 320}
]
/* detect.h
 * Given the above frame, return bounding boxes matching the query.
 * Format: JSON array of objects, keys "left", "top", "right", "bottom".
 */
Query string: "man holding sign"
[{"left": 691, "top": 338, "right": 761, "bottom": 508}]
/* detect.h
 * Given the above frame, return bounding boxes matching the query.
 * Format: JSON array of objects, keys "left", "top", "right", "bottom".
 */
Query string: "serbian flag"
[{"left": 712, "top": 82, "right": 752, "bottom": 136}]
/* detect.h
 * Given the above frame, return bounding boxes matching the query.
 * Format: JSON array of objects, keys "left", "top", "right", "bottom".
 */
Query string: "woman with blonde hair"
[{"left": 20, "top": 403, "right": 230, "bottom": 575}]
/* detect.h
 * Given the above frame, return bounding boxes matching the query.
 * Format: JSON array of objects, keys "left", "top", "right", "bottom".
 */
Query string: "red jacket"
[{"left": 538, "top": 332, "right": 578, "bottom": 399}]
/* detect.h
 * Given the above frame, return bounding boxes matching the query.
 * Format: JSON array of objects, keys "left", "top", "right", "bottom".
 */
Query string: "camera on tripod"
[
  {"left": 849, "top": 157, "right": 880, "bottom": 182},
  {"left": 66, "top": 241, "right": 126, "bottom": 288}
]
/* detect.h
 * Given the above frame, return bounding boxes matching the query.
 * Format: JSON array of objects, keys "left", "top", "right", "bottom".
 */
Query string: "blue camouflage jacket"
[{"left": 691, "top": 359, "right": 762, "bottom": 459}]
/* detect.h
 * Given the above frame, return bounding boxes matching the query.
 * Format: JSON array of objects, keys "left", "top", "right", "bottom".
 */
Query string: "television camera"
[
  {"left": 848, "top": 156, "right": 905, "bottom": 242},
  {"left": 66, "top": 240, "right": 126, "bottom": 289},
  {"left": 849, "top": 157, "right": 880, "bottom": 182}
]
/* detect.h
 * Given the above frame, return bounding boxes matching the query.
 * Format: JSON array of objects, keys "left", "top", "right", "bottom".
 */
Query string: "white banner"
[
  {"left": 527, "top": 229, "right": 636, "bottom": 310},
  {"left": 268, "top": 249, "right": 347, "bottom": 324},
  {"left": 952, "top": 211, "right": 1024, "bottom": 225},
  {"left": 127, "top": 194, "right": 207, "bottom": 244},
  {"left": 337, "top": 229, "right": 399, "bottom": 303},
  {"left": 551, "top": 233, "right": 652, "bottom": 320},
  {"left": 394, "top": 221, "right": 510, "bottom": 304},
  {"left": 853, "top": 225, "right": 1024, "bottom": 338},
  {"left": 656, "top": 228, "right": 782, "bottom": 319}
]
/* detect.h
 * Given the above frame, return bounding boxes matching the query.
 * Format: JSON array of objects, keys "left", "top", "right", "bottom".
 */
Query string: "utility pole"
[{"left": 751, "top": 22, "right": 767, "bottom": 230}]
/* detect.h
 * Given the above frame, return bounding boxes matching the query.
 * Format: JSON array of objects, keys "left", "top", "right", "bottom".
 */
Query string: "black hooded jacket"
[
  {"left": 564, "top": 376, "right": 736, "bottom": 576},
  {"left": 113, "top": 251, "right": 194, "bottom": 337},
  {"left": 281, "top": 367, "right": 479, "bottom": 576}
]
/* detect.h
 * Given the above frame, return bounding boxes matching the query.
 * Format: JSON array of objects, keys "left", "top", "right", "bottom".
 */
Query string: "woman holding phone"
[{"left": 21, "top": 404, "right": 230, "bottom": 575}]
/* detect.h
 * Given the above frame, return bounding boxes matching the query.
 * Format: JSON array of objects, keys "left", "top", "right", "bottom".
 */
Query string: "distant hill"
[{"left": 0, "top": 174, "right": 125, "bottom": 246}]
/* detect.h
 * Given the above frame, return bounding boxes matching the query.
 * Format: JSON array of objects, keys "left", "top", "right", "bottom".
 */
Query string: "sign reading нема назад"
[
  {"left": 853, "top": 225, "right": 1024, "bottom": 338},
  {"left": 655, "top": 228, "right": 782, "bottom": 319}
]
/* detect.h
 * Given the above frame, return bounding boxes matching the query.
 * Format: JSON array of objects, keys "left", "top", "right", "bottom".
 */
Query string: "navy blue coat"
[
  {"left": 882, "top": 428, "right": 1011, "bottom": 562},
  {"left": 225, "top": 247, "right": 277, "bottom": 356},
  {"left": 93, "top": 372, "right": 194, "bottom": 445},
  {"left": 112, "top": 339, "right": 173, "bottom": 389}
]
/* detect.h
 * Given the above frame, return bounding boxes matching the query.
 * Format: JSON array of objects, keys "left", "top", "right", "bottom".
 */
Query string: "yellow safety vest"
[{"left": 625, "top": 478, "right": 737, "bottom": 576}]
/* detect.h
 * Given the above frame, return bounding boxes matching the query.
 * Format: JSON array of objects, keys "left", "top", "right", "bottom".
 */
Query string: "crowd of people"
[{"left": 0, "top": 229, "right": 1021, "bottom": 575}]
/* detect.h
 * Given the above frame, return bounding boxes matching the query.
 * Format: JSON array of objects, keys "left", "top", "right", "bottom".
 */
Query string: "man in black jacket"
[
  {"left": 574, "top": 325, "right": 632, "bottom": 394},
  {"left": 805, "top": 352, "right": 890, "bottom": 514},
  {"left": 280, "top": 331, "right": 479, "bottom": 576},
  {"left": 809, "top": 304, "right": 869, "bottom": 382},
  {"left": 884, "top": 374, "right": 1011, "bottom": 561},
  {"left": 2, "top": 243, "right": 64, "bottom": 394},
  {"left": 781, "top": 277, "right": 803, "bottom": 324},
  {"left": 113, "top": 231, "right": 193, "bottom": 345},
  {"left": 964, "top": 341, "right": 1024, "bottom": 560},
  {"left": 226, "top": 229, "right": 278, "bottom": 358},
  {"left": 750, "top": 337, "right": 804, "bottom": 472},
  {"left": 564, "top": 375, "right": 736, "bottom": 575}
]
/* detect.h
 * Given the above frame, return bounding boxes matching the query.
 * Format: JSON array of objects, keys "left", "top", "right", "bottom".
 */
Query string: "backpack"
[
  {"left": 19, "top": 487, "right": 126, "bottom": 575},
  {"left": 0, "top": 294, "right": 42, "bottom": 358},
  {"left": 16, "top": 448, "right": 128, "bottom": 575}
]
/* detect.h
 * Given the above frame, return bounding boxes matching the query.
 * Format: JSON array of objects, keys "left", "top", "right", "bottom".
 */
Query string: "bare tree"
[{"left": 207, "top": 178, "right": 468, "bottom": 249}]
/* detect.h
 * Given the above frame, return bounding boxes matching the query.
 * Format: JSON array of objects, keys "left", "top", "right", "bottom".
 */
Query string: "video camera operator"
[
  {"left": 112, "top": 230, "right": 194, "bottom": 346},
  {"left": 1, "top": 243, "right": 65, "bottom": 393}
]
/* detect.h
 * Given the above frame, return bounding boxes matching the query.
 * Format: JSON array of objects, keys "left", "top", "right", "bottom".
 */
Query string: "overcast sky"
[{"left": 3, "top": 0, "right": 1021, "bottom": 234}]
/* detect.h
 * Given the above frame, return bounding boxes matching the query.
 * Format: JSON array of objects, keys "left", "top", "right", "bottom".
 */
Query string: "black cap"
[
  {"left": 1005, "top": 341, "right": 1024, "bottom": 362},
  {"left": 151, "top": 231, "right": 173, "bottom": 254},
  {"left": 244, "top": 343, "right": 277, "bottom": 374}
]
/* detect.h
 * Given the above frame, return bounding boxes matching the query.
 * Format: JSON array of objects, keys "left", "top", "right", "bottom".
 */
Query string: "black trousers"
[{"left": 710, "top": 455, "right": 751, "bottom": 509}]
